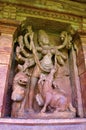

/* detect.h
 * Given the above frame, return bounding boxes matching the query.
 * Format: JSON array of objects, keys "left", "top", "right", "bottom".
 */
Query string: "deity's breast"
[{"left": 41, "top": 52, "right": 53, "bottom": 72}]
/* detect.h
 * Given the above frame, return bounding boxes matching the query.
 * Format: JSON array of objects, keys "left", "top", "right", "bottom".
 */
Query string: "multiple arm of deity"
[{"left": 15, "top": 26, "right": 73, "bottom": 73}]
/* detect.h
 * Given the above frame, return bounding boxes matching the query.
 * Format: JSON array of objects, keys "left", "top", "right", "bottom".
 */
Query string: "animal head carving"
[
  {"left": 60, "top": 31, "right": 67, "bottom": 42},
  {"left": 11, "top": 72, "right": 29, "bottom": 101},
  {"left": 60, "top": 31, "right": 72, "bottom": 49}
]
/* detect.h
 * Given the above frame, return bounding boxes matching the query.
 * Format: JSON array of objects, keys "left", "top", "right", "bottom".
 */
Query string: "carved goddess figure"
[
  {"left": 27, "top": 29, "right": 72, "bottom": 112},
  {"left": 12, "top": 25, "right": 73, "bottom": 117}
]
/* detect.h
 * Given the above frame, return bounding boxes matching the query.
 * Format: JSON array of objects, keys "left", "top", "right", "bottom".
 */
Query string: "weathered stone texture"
[
  {"left": 80, "top": 71, "right": 86, "bottom": 117},
  {"left": 0, "top": 35, "right": 13, "bottom": 65},
  {"left": 0, "top": 64, "right": 9, "bottom": 116},
  {"left": 0, "top": 23, "right": 17, "bottom": 117}
]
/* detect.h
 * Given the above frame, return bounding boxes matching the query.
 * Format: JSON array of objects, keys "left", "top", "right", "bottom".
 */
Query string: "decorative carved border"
[
  {"left": 0, "top": 3, "right": 82, "bottom": 24},
  {"left": 0, "top": 2, "right": 86, "bottom": 31}
]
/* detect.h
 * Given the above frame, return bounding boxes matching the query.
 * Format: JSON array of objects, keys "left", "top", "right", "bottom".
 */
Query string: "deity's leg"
[
  {"left": 28, "top": 65, "right": 41, "bottom": 111},
  {"left": 28, "top": 77, "right": 38, "bottom": 110}
]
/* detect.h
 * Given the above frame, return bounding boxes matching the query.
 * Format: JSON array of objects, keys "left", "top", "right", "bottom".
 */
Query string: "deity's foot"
[
  {"left": 25, "top": 108, "right": 35, "bottom": 114},
  {"left": 17, "top": 109, "right": 26, "bottom": 118}
]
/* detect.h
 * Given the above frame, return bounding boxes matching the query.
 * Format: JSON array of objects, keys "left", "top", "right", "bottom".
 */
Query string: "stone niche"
[{"left": 3, "top": 16, "right": 84, "bottom": 120}]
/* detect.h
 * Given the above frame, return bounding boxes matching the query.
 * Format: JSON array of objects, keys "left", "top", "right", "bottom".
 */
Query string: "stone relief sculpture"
[
  {"left": 11, "top": 71, "right": 30, "bottom": 117},
  {"left": 11, "top": 24, "right": 76, "bottom": 118},
  {"left": 36, "top": 67, "right": 76, "bottom": 113}
]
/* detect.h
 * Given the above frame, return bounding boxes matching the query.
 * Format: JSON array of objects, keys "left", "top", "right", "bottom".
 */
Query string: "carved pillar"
[
  {"left": 69, "top": 47, "right": 84, "bottom": 118},
  {"left": 78, "top": 33, "right": 86, "bottom": 117},
  {"left": 0, "top": 20, "right": 19, "bottom": 117}
]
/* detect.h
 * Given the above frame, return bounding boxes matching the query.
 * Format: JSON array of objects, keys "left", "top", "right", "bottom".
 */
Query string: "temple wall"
[{"left": 0, "top": 0, "right": 86, "bottom": 129}]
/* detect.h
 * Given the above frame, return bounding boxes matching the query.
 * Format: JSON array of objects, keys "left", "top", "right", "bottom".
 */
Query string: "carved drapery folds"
[{"left": 11, "top": 22, "right": 79, "bottom": 119}]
